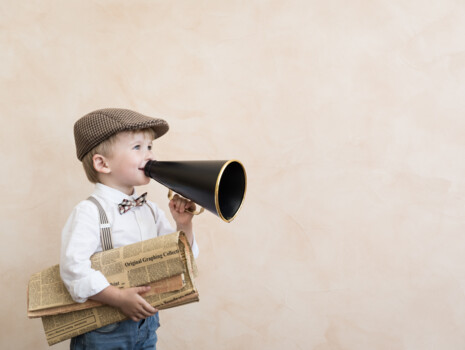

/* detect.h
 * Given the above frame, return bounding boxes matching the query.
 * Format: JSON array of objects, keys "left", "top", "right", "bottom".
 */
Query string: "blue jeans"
[{"left": 70, "top": 313, "right": 160, "bottom": 350}]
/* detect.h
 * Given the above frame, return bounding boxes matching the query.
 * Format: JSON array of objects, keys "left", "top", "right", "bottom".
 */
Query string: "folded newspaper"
[{"left": 27, "top": 231, "right": 199, "bottom": 346}]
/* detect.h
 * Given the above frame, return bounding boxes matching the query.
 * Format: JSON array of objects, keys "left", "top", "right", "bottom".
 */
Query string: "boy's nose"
[{"left": 145, "top": 150, "right": 154, "bottom": 160}]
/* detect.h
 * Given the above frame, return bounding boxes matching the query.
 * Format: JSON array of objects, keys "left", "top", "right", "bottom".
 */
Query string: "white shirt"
[{"left": 60, "top": 183, "right": 199, "bottom": 303}]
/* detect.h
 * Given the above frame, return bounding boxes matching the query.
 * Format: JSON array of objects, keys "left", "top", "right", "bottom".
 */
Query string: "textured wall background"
[{"left": 2, "top": 1, "right": 465, "bottom": 349}]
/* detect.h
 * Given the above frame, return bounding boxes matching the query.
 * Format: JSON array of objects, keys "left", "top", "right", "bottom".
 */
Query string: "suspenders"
[
  {"left": 87, "top": 197, "right": 114, "bottom": 251},
  {"left": 87, "top": 196, "right": 157, "bottom": 251}
]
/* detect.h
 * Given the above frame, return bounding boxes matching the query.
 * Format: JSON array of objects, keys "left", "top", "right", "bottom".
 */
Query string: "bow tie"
[{"left": 118, "top": 192, "right": 148, "bottom": 214}]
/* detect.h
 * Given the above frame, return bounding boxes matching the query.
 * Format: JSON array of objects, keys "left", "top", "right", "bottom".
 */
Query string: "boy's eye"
[
  {"left": 133, "top": 145, "right": 141, "bottom": 150},
  {"left": 148, "top": 145, "right": 152, "bottom": 150}
]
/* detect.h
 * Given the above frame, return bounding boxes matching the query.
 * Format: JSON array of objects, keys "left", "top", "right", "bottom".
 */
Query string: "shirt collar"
[{"left": 93, "top": 183, "right": 139, "bottom": 204}]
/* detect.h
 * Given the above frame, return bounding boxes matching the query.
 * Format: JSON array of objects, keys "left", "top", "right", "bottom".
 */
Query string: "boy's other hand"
[
  {"left": 169, "top": 194, "right": 195, "bottom": 228},
  {"left": 91, "top": 285, "right": 158, "bottom": 322},
  {"left": 116, "top": 286, "right": 158, "bottom": 322}
]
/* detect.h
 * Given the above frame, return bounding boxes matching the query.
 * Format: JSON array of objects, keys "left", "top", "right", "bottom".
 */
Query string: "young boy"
[{"left": 60, "top": 108, "right": 198, "bottom": 349}]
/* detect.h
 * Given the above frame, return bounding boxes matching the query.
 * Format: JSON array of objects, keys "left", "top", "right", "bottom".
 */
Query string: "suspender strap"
[
  {"left": 146, "top": 202, "right": 158, "bottom": 223},
  {"left": 87, "top": 196, "right": 158, "bottom": 252},
  {"left": 87, "top": 196, "right": 114, "bottom": 251}
]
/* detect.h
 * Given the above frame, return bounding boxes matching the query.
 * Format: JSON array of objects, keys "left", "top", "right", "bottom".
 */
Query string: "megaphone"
[{"left": 144, "top": 160, "right": 247, "bottom": 222}]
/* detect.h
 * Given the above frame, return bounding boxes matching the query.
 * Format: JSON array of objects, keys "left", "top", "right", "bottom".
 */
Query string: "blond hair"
[{"left": 81, "top": 128, "right": 156, "bottom": 183}]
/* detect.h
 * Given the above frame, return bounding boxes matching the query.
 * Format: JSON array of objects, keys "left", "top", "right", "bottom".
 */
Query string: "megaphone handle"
[{"left": 167, "top": 189, "right": 205, "bottom": 215}]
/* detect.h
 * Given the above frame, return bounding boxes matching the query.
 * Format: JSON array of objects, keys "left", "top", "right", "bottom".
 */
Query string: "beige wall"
[{"left": 2, "top": 1, "right": 465, "bottom": 349}]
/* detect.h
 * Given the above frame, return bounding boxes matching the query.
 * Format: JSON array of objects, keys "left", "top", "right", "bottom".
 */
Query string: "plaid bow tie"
[{"left": 118, "top": 192, "right": 148, "bottom": 214}]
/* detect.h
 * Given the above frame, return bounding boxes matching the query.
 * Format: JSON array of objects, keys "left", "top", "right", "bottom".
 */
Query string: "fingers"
[
  {"left": 132, "top": 302, "right": 157, "bottom": 321},
  {"left": 135, "top": 286, "right": 157, "bottom": 313},
  {"left": 130, "top": 299, "right": 158, "bottom": 321},
  {"left": 135, "top": 286, "right": 151, "bottom": 295},
  {"left": 121, "top": 287, "right": 158, "bottom": 321},
  {"left": 170, "top": 195, "right": 194, "bottom": 214},
  {"left": 141, "top": 302, "right": 157, "bottom": 315},
  {"left": 131, "top": 305, "right": 157, "bottom": 322},
  {"left": 185, "top": 200, "right": 196, "bottom": 212},
  {"left": 176, "top": 196, "right": 186, "bottom": 213}
]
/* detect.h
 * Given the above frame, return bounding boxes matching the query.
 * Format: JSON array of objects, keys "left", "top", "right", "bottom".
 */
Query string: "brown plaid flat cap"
[{"left": 74, "top": 108, "right": 169, "bottom": 161}]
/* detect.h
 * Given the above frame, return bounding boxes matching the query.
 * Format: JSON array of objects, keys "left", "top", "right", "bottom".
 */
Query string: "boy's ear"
[{"left": 92, "top": 154, "right": 111, "bottom": 174}]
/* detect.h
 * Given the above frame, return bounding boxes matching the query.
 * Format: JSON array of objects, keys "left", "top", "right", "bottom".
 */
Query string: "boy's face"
[{"left": 103, "top": 131, "right": 155, "bottom": 194}]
